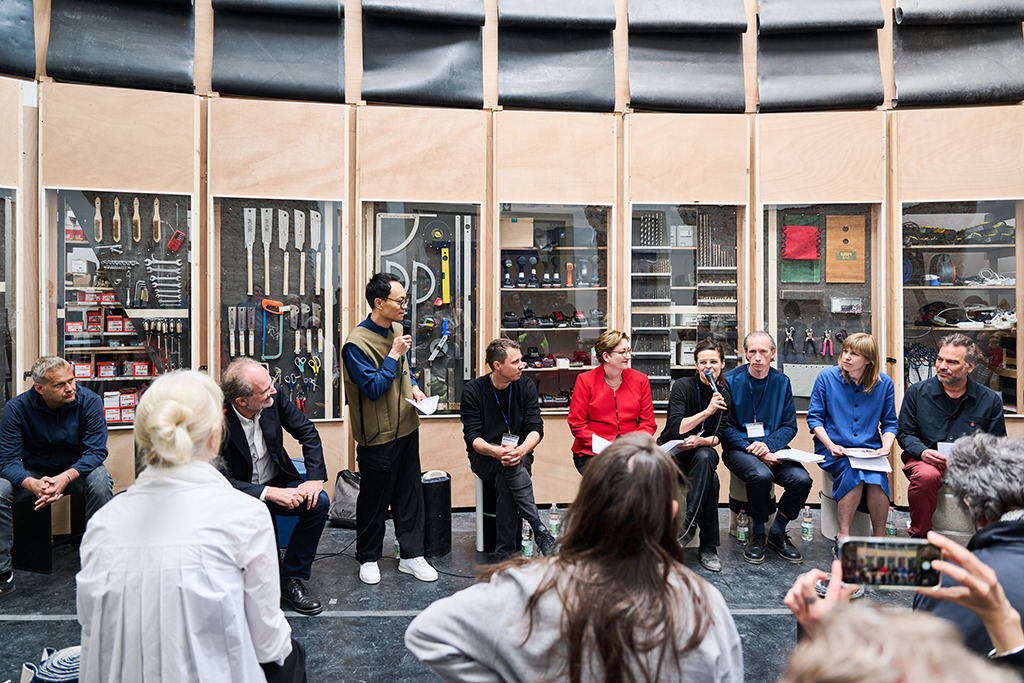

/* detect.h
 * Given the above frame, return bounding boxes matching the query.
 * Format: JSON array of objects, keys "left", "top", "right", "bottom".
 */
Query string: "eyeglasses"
[
  {"left": 386, "top": 297, "right": 409, "bottom": 307},
  {"left": 613, "top": 348, "right": 632, "bottom": 357}
]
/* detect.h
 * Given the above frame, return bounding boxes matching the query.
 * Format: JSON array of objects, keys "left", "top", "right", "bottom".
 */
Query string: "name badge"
[
  {"left": 745, "top": 422, "right": 765, "bottom": 439},
  {"left": 501, "top": 433, "right": 520, "bottom": 448}
]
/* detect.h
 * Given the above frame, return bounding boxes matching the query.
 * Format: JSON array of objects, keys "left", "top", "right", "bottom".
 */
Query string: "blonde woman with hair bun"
[{"left": 76, "top": 371, "right": 306, "bottom": 683}]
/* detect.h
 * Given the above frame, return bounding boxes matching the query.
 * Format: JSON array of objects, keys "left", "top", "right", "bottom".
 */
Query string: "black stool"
[{"left": 12, "top": 495, "right": 86, "bottom": 574}]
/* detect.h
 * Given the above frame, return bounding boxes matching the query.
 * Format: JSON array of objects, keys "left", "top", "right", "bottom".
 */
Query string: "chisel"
[
  {"left": 244, "top": 208, "right": 257, "bottom": 296},
  {"left": 278, "top": 210, "right": 290, "bottom": 296},
  {"left": 295, "top": 210, "right": 306, "bottom": 296},
  {"left": 228, "top": 306, "right": 237, "bottom": 357},
  {"left": 248, "top": 305, "right": 256, "bottom": 356},
  {"left": 311, "top": 210, "right": 322, "bottom": 296},
  {"left": 261, "top": 208, "right": 273, "bottom": 294}
]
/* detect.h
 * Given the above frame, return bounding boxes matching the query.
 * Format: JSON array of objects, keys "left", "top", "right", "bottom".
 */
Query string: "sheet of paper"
[
  {"left": 775, "top": 449, "right": 825, "bottom": 464},
  {"left": 660, "top": 440, "right": 686, "bottom": 456},
  {"left": 844, "top": 448, "right": 888, "bottom": 459},
  {"left": 406, "top": 395, "right": 439, "bottom": 415},
  {"left": 592, "top": 434, "right": 613, "bottom": 454},
  {"left": 937, "top": 441, "right": 955, "bottom": 458},
  {"left": 848, "top": 455, "right": 892, "bottom": 473}
]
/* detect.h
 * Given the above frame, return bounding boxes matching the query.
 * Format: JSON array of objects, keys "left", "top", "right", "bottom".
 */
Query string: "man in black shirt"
[
  {"left": 659, "top": 338, "right": 730, "bottom": 572},
  {"left": 461, "top": 338, "right": 556, "bottom": 558}
]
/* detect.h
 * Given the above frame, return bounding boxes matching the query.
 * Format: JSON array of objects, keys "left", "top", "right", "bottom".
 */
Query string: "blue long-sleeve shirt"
[
  {"left": 722, "top": 366, "right": 797, "bottom": 453},
  {"left": 806, "top": 366, "right": 898, "bottom": 455},
  {"left": 342, "top": 316, "right": 419, "bottom": 401},
  {"left": 0, "top": 385, "right": 108, "bottom": 486}
]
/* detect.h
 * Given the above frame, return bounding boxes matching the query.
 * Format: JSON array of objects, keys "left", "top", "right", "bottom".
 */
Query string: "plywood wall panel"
[
  {"left": 0, "top": 79, "right": 19, "bottom": 187},
  {"left": 494, "top": 111, "right": 617, "bottom": 204},
  {"left": 627, "top": 113, "right": 749, "bottom": 204},
  {"left": 209, "top": 97, "right": 348, "bottom": 199},
  {"left": 895, "top": 106, "right": 1024, "bottom": 201},
  {"left": 40, "top": 82, "right": 198, "bottom": 193},
  {"left": 756, "top": 111, "right": 885, "bottom": 203},
  {"left": 358, "top": 106, "right": 487, "bottom": 202}
]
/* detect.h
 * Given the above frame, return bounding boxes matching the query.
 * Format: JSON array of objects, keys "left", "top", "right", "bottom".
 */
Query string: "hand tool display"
[
  {"left": 217, "top": 198, "right": 341, "bottom": 419},
  {"left": 57, "top": 190, "right": 193, "bottom": 425}
]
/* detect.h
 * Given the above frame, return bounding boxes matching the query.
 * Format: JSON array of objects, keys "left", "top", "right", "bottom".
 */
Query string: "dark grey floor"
[{"left": 0, "top": 507, "right": 914, "bottom": 682}]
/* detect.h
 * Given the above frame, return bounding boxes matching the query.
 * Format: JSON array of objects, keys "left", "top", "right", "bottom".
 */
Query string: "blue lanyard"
[
  {"left": 492, "top": 383, "right": 511, "bottom": 433},
  {"left": 748, "top": 375, "right": 768, "bottom": 423}
]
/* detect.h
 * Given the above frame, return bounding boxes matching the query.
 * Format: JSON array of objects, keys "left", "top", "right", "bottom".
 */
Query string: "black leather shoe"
[
  {"left": 768, "top": 531, "right": 804, "bottom": 564},
  {"left": 744, "top": 533, "right": 767, "bottom": 564},
  {"left": 535, "top": 529, "right": 558, "bottom": 556},
  {"left": 281, "top": 578, "right": 323, "bottom": 616}
]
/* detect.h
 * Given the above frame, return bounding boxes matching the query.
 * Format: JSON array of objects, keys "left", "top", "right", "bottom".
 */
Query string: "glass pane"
[
  {"left": 631, "top": 204, "right": 742, "bottom": 409},
  {"left": 498, "top": 203, "right": 610, "bottom": 411},
  {"left": 764, "top": 203, "right": 876, "bottom": 411},
  {"left": 57, "top": 190, "right": 194, "bottom": 426},
  {"left": 901, "top": 200, "right": 1017, "bottom": 412},
  {"left": 215, "top": 197, "right": 343, "bottom": 420},
  {"left": 366, "top": 202, "right": 479, "bottom": 416}
]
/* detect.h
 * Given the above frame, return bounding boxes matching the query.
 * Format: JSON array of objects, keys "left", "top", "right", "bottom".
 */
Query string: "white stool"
[
  {"left": 819, "top": 471, "right": 873, "bottom": 540},
  {"left": 932, "top": 485, "right": 975, "bottom": 546},
  {"left": 727, "top": 471, "right": 776, "bottom": 537}
]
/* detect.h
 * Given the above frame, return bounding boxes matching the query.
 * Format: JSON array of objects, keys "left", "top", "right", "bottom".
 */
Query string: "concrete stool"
[
  {"left": 819, "top": 471, "right": 873, "bottom": 540},
  {"left": 932, "top": 485, "right": 975, "bottom": 546},
  {"left": 12, "top": 494, "right": 86, "bottom": 574},
  {"left": 727, "top": 471, "right": 776, "bottom": 537}
]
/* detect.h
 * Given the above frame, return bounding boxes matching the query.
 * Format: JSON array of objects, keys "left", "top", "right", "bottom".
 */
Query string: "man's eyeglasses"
[{"left": 387, "top": 297, "right": 409, "bottom": 307}]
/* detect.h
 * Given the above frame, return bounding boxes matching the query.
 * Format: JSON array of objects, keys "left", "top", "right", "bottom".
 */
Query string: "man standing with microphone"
[
  {"left": 659, "top": 338, "right": 731, "bottom": 571},
  {"left": 343, "top": 273, "right": 437, "bottom": 586}
]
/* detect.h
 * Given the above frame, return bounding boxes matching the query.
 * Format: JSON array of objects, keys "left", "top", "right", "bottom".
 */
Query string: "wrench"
[
  {"left": 151, "top": 275, "right": 182, "bottom": 283},
  {"left": 146, "top": 266, "right": 180, "bottom": 274},
  {"left": 144, "top": 257, "right": 182, "bottom": 268},
  {"left": 94, "top": 244, "right": 123, "bottom": 254}
]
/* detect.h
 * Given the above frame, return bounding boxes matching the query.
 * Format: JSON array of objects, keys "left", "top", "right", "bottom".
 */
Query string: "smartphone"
[{"left": 837, "top": 536, "right": 941, "bottom": 589}]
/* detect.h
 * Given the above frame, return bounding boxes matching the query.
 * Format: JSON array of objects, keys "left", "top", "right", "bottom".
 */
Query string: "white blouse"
[{"left": 77, "top": 460, "right": 292, "bottom": 682}]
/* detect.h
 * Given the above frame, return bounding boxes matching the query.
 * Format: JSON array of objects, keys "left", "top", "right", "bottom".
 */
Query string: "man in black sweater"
[
  {"left": 461, "top": 338, "right": 556, "bottom": 558},
  {"left": 659, "top": 337, "right": 731, "bottom": 572}
]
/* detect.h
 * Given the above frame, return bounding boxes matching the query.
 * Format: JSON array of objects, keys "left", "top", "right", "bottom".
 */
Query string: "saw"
[
  {"left": 295, "top": 210, "right": 306, "bottom": 296},
  {"left": 261, "top": 208, "right": 273, "bottom": 294},
  {"left": 243, "top": 208, "right": 257, "bottom": 296},
  {"left": 278, "top": 209, "right": 290, "bottom": 296},
  {"left": 311, "top": 210, "right": 322, "bottom": 296}
]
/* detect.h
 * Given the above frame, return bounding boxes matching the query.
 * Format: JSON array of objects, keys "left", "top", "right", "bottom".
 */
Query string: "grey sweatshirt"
[{"left": 405, "top": 561, "right": 744, "bottom": 683}]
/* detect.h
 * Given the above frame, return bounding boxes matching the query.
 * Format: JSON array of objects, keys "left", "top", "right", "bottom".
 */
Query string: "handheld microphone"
[{"left": 704, "top": 369, "right": 720, "bottom": 394}]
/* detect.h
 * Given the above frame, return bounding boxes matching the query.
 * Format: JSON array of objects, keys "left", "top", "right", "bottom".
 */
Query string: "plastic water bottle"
[
  {"left": 394, "top": 539, "right": 400, "bottom": 559},
  {"left": 548, "top": 504, "right": 560, "bottom": 537},
  {"left": 801, "top": 506, "right": 814, "bottom": 542},
  {"left": 885, "top": 507, "right": 897, "bottom": 537},
  {"left": 522, "top": 521, "right": 534, "bottom": 558},
  {"left": 736, "top": 509, "right": 749, "bottom": 543}
]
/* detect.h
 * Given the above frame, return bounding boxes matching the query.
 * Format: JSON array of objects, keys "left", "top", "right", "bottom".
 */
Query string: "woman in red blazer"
[{"left": 568, "top": 330, "right": 657, "bottom": 473}]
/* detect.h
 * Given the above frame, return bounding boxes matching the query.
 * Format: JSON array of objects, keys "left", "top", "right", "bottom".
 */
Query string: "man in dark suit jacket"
[{"left": 222, "top": 358, "right": 329, "bottom": 616}]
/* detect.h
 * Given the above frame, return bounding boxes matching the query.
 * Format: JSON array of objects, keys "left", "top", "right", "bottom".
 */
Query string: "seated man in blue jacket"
[
  {"left": 722, "top": 331, "right": 810, "bottom": 565},
  {"left": 221, "top": 357, "right": 329, "bottom": 616},
  {"left": 0, "top": 356, "right": 113, "bottom": 595}
]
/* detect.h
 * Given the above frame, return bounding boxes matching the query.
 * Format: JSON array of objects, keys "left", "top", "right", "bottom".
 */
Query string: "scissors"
[
  {"left": 294, "top": 356, "right": 307, "bottom": 373},
  {"left": 284, "top": 373, "right": 299, "bottom": 399},
  {"left": 308, "top": 356, "right": 322, "bottom": 377}
]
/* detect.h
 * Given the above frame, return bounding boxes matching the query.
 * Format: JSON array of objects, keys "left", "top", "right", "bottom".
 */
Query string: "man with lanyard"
[
  {"left": 898, "top": 333, "right": 1005, "bottom": 537},
  {"left": 460, "top": 338, "right": 556, "bottom": 559},
  {"left": 722, "top": 331, "right": 810, "bottom": 565},
  {"left": 659, "top": 337, "right": 730, "bottom": 572},
  {"left": 343, "top": 273, "right": 438, "bottom": 586}
]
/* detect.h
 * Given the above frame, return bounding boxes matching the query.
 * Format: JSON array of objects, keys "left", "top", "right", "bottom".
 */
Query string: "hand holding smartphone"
[{"left": 838, "top": 536, "right": 941, "bottom": 589}]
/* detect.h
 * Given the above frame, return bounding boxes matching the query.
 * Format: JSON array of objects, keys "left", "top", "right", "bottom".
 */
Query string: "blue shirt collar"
[{"left": 360, "top": 315, "right": 393, "bottom": 338}]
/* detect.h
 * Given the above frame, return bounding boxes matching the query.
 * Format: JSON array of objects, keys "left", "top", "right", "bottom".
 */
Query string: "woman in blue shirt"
[{"left": 807, "top": 333, "right": 898, "bottom": 542}]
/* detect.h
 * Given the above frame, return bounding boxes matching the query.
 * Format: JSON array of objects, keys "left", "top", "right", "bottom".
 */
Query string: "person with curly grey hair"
[
  {"left": 77, "top": 370, "right": 306, "bottom": 682},
  {"left": 913, "top": 433, "right": 1024, "bottom": 657}
]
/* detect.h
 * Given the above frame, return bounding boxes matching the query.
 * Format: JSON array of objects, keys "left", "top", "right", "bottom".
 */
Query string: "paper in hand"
[{"left": 406, "top": 395, "right": 439, "bottom": 415}]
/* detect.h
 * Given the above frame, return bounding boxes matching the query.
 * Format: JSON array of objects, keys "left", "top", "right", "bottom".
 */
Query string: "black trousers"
[
  {"left": 355, "top": 430, "right": 425, "bottom": 563},
  {"left": 675, "top": 446, "right": 721, "bottom": 548},
  {"left": 723, "top": 448, "right": 811, "bottom": 523},
  {"left": 469, "top": 451, "right": 541, "bottom": 557}
]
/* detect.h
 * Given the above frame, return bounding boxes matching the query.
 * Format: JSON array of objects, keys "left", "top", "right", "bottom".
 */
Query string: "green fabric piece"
[{"left": 780, "top": 259, "right": 821, "bottom": 283}]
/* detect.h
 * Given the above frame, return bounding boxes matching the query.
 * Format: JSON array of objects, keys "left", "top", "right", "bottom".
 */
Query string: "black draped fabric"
[
  {"left": 497, "top": 0, "right": 616, "bottom": 112},
  {"left": 212, "top": 0, "right": 344, "bottom": 102},
  {"left": 757, "top": 0, "right": 884, "bottom": 112},
  {"left": 627, "top": 0, "right": 747, "bottom": 113},
  {"left": 47, "top": 0, "right": 194, "bottom": 92},
  {"left": 361, "top": 0, "right": 484, "bottom": 108},
  {"left": 0, "top": 0, "right": 35, "bottom": 80},
  {"left": 894, "top": 0, "right": 1024, "bottom": 107}
]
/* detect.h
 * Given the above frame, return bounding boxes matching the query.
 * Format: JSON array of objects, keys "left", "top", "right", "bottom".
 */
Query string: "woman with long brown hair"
[{"left": 405, "top": 432, "right": 743, "bottom": 682}]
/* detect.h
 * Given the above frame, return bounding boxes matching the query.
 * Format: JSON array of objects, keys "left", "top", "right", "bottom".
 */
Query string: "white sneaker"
[
  {"left": 399, "top": 556, "right": 438, "bottom": 582},
  {"left": 359, "top": 561, "right": 381, "bottom": 585}
]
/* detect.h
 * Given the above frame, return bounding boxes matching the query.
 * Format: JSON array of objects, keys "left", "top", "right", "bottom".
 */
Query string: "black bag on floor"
[{"left": 328, "top": 469, "right": 360, "bottom": 528}]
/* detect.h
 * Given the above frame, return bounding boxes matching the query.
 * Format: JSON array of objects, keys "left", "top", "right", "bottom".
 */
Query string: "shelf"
[
  {"left": 903, "top": 244, "right": 1014, "bottom": 250},
  {"left": 632, "top": 245, "right": 672, "bottom": 251},
  {"left": 670, "top": 286, "right": 697, "bottom": 291},
  {"left": 65, "top": 345, "right": 147, "bottom": 352},
  {"left": 500, "top": 327, "right": 603, "bottom": 332},
  {"left": 631, "top": 352, "right": 671, "bottom": 358},
  {"left": 502, "top": 246, "right": 606, "bottom": 252},
  {"left": 76, "top": 376, "right": 149, "bottom": 383},
  {"left": 672, "top": 364, "right": 697, "bottom": 370},
  {"left": 65, "top": 302, "right": 125, "bottom": 309},
  {"left": 697, "top": 283, "right": 737, "bottom": 288},
  {"left": 904, "top": 285, "right": 1015, "bottom": 290},
  {"left": 905, "top": 325, "right": 1015, "bottom": 332},
  {"left": 633, "top": 299, "right": 674, "bottom": 304},
  {"left": 647, "top": 375, "right": 672, "bottom": 381},
  {"left": 500, "top": 286, "right": 606, "bottom": 292},
  {"left": 696, "top": 266, "right": 737, "bottom": 271},
  {"left": 632, "top": 327, "right": 671, "bottom": 332},
  {"left": 523, "top": 366, "right": 591, "bottom": 372},
  {"left": 631, "top": 272, "right": 671, "bottom": 277}
]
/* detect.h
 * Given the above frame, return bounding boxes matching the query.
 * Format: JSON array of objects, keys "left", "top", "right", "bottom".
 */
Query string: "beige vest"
[{"left": 343, "top": 321, "right": 420, "bottom": 446}]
